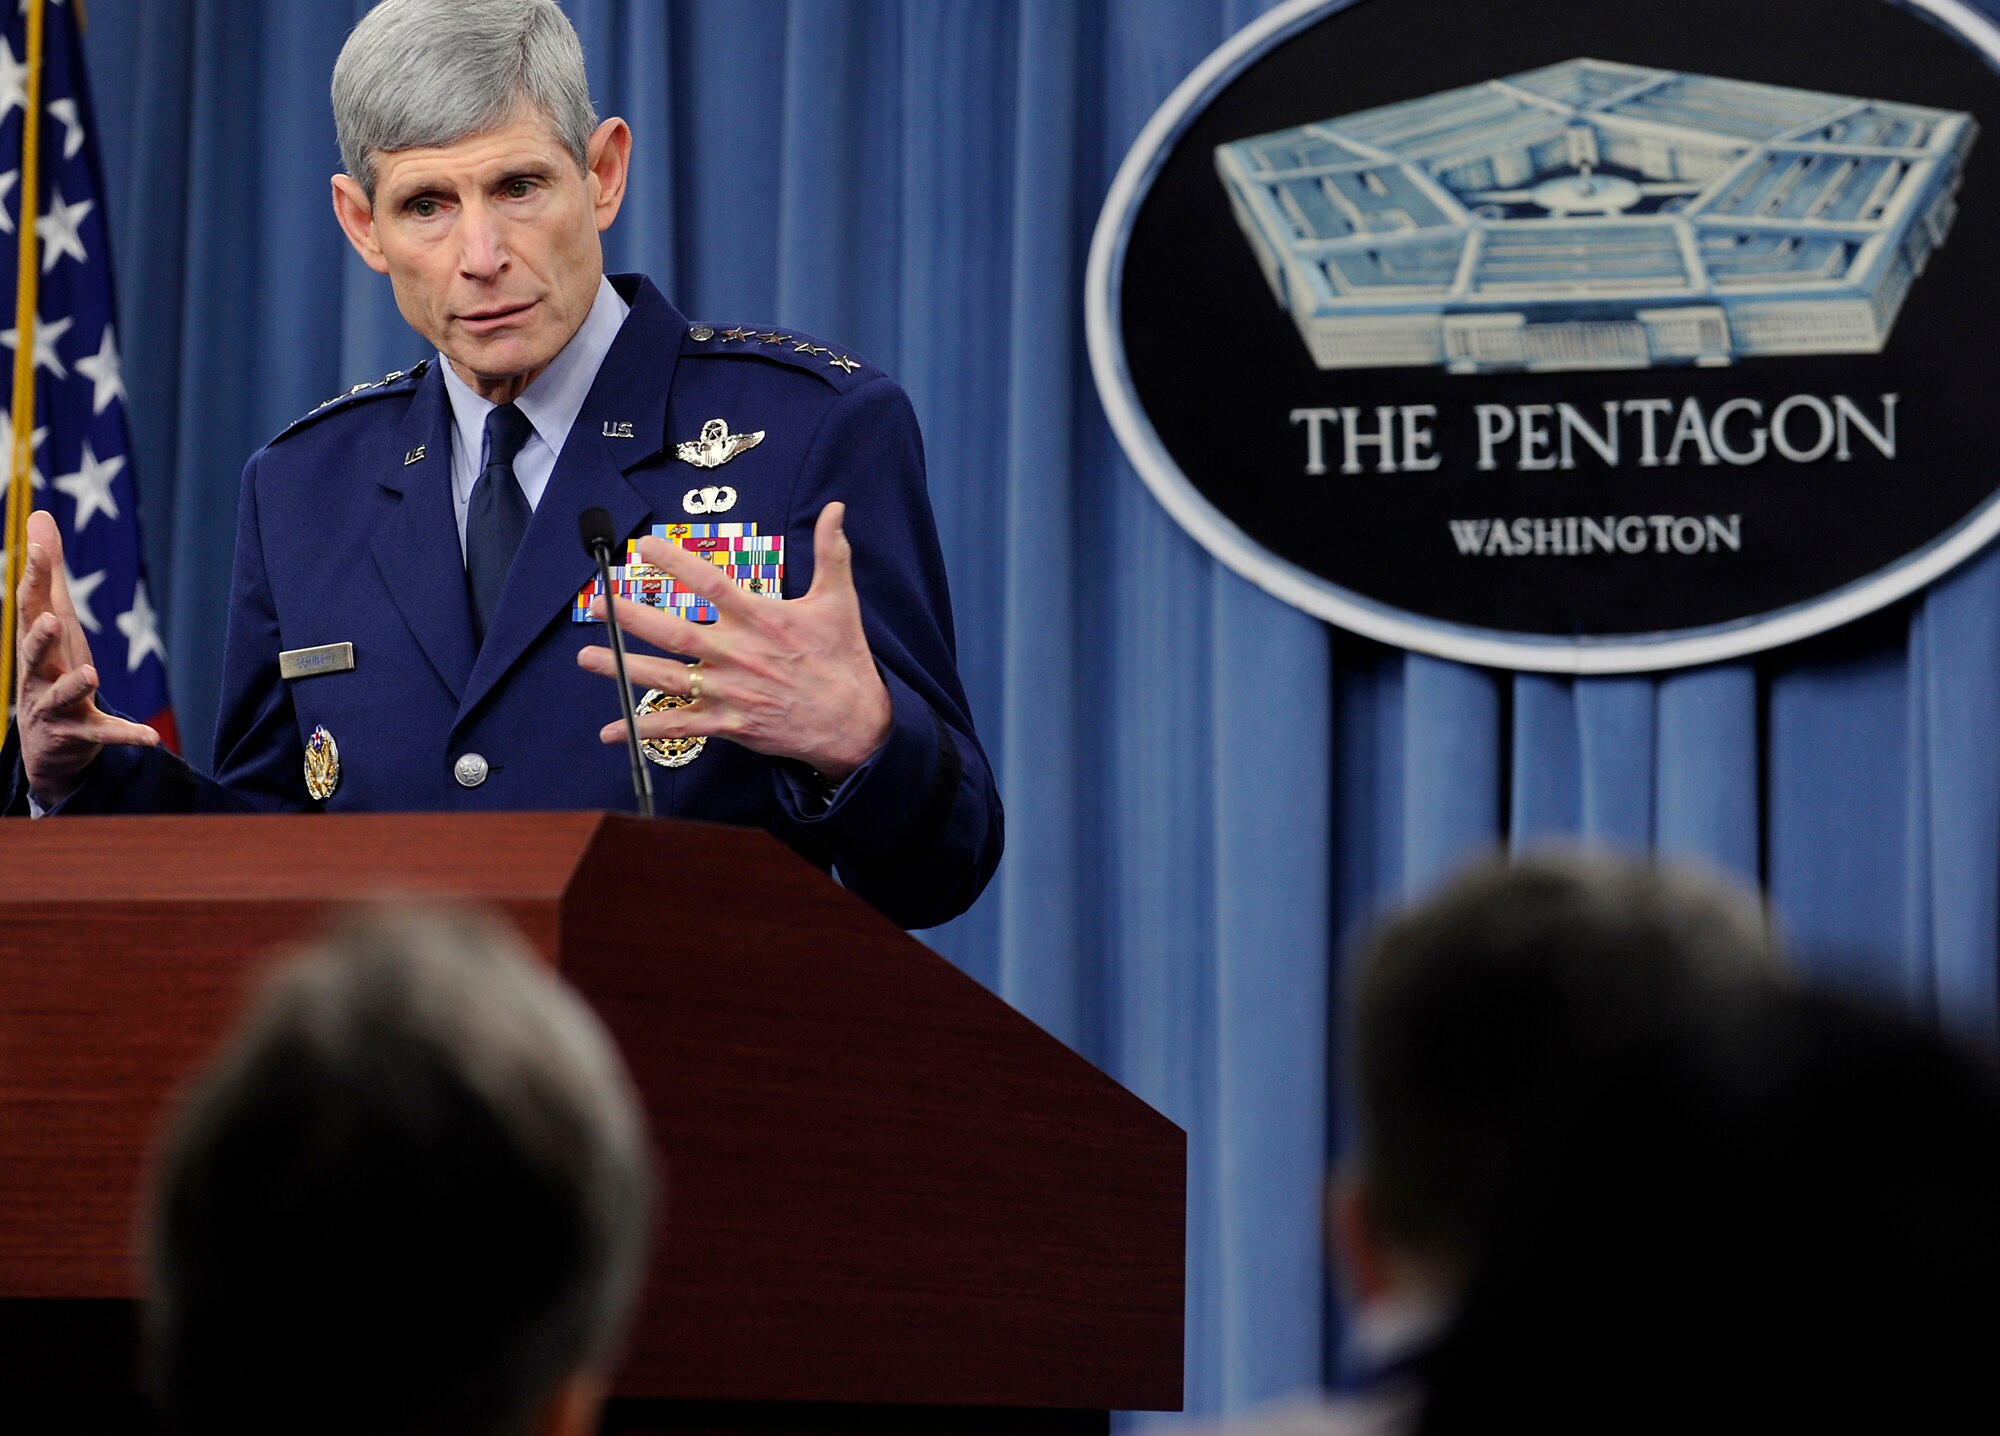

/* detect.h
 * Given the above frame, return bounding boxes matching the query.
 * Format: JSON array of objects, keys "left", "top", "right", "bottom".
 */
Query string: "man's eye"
[
  {"left": 504, "top": 180, "right": 535, "bottom": 199},
  {"left": 410, "top": 198, "right": 441, "bottom": 218}
]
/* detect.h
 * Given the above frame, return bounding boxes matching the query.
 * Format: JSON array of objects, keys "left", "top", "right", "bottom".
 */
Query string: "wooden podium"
[{"left": 0, "top": 814, "right": 1185, "bottom": 1434}]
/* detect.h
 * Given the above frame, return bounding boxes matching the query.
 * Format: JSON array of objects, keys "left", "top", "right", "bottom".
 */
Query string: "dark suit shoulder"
[
  {"left": 269, "top": 360, "right": 432, "bottom": 446},
  {"left": 681, "top": 323, "right": 883, "bottom": 395}
]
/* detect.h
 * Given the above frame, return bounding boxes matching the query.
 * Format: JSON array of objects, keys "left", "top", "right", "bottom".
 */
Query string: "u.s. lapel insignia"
[
  {"left": 304, "top": 725, "right": 341, "bottom": 800},
  {"left": 404, "top": 445, "right": 426, "bottom": 465},
  {"left": 682, "top": 484, "right": 738, "bottom": 516},
  {"left": 602, "top": 420, "right": 636, "bottom": 439},
  {"left": 676, "top": 418, "right": 765, "bottom": 469},
  {"left": 635, "top": 688, "right": 706, "bottom": 768}
]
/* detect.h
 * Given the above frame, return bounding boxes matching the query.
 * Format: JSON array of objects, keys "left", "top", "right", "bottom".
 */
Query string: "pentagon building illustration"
[{"left": 1213, "top": 59, "right": 1975, "bottom": 373}]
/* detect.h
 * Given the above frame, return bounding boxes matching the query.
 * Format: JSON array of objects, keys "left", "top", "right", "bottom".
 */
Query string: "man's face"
[{"left": 332, "top": 111, "right": 629, "bottom": 402}]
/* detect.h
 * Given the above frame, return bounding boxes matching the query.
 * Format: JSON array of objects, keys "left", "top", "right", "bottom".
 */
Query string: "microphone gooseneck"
[{"left": 579, "top": 506, "right": 655, "bottom": 819}]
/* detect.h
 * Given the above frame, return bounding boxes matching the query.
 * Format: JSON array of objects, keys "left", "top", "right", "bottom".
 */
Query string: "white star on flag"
[
  {"left": 118, "top": 580, "right": 165, "bottom": 672},
  {"left": 1, "top": 312, "right": 72, "bottom": 378},
  {"left": 0, "top": 404, "right": 48, "bottom": 489},
  {"left": 46, "top": 97, "right": 84, "bottom": 160},
  {"left": 63, "top": 559, "right": 104, "bottom": 634},
  {"left": 0, "top": 169, "right": 16, "bottom": 235},
  {"left": 36, "top": 186, "right": 92, "bottom": 272},
  {"left": 74, "top": 324, "right": 123, "bottom": 415},
  {"left": 53, "top": 438, "right": 123, "bottom": 531},
  {"left": 0, "top": 38, "right": 26, "bottom": 121}
]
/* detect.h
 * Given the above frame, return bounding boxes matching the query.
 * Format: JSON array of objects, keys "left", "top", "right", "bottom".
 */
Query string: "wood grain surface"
[{"left": 0, "top": 814, "right": 1184, "bottom": 1415}]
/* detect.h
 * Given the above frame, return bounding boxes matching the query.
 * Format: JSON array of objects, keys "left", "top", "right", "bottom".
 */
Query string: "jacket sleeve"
[
  {"left": 772, "top": 375, "right": 1003, "bottom": 929},
  {"left": 1, "top": 715, "right": 247, "bottom": 816}
]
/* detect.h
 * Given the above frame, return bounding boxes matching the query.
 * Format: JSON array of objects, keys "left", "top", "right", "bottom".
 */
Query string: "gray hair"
[
  {"left": 333, "top": 0, "right": 599, "bottom": 199},
  {"left": 147, "top": 904, "right": 654, "bottom": 1436}
]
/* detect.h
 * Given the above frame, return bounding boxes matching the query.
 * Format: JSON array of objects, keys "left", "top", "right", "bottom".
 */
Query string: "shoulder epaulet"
[
  {"left": 682, "top": 324, "right": 881, "bottom": 393},
  {"left": 272, "top": 360, "right": 431, "bottom": 443}
]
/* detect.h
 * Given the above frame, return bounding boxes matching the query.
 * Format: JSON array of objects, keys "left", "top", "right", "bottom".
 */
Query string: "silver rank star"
[{"left": 676, "top": 418, "right": 765, "bottom": 469}]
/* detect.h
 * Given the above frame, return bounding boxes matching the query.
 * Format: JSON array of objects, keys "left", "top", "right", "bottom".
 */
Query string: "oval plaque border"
[{"left": 1084, "top": 0, "right": 2000, "bottom": 673}]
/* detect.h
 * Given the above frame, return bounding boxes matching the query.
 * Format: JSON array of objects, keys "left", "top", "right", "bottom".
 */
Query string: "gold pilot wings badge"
[{"left": 676, "top": 418, "right": 764, "bottom": 468}]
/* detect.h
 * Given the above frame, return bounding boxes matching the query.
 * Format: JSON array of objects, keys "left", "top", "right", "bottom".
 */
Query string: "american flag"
[{"left": 2, "top": 0, "right": 176, "bottom": 748}]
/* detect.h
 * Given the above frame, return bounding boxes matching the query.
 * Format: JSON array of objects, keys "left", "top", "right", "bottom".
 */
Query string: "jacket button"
[{"left": 453, "top": 753, "right": 490, "bottom": 788}]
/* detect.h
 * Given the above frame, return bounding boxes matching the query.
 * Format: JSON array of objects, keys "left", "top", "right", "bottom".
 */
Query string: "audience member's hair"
[
  {"left": 1352, "top": 849, "right": 1783, "bottom": 1278},
  {"left": 1418, "top": 985, "right": 2000, "bottom": 1433},
  {"left": 146, "top": 905, "right": 653, "bottom": 1436}
]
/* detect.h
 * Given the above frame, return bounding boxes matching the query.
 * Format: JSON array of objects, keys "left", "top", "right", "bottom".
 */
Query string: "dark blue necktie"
[{"left": 466, "top": 402, "right": 535, "bottom": 643}]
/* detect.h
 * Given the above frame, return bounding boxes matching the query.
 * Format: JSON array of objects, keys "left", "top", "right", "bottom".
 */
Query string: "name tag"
[{"left": 279, "top": 642, "right": 356, "bottom": 681}]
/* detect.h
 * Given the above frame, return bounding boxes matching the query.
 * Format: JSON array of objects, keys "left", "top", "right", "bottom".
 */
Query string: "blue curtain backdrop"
[{"left": 72, "top": 0, "right": 2000, "bottom": 1418}]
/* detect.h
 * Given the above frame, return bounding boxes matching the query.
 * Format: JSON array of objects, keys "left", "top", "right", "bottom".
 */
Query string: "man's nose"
[{"left": 457, "top": 199, "right": 508, "bottom": 279}]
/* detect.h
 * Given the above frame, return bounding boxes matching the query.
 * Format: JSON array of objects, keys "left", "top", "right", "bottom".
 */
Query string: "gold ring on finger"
[{"left": 687, "top": 665, "right": 704, "bottom": 704}]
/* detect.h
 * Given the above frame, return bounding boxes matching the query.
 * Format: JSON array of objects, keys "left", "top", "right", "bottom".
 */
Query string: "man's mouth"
[{"left": 459, "top": 301, "right": 536, "bottom": 331}]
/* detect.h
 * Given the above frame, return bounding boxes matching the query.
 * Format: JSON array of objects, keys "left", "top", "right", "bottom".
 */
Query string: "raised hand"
[
  {"left": 13, "top": 509, "right": 160, "bottom": 806},
  {"left": 576, "top": 500, "right": 892, "bottom": 781}
]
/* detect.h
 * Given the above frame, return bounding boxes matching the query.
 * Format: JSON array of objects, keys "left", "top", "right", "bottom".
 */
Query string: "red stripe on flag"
[{"left": 146, "top": 708, "right": 181, "bottom": 756}]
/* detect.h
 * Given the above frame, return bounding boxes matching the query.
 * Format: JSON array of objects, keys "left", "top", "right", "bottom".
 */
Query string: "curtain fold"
[
  {"left": 997, "top": 0, "right": 1097, "bottom": 1046},
  {"left": 1914, "top": 553, "right": 2000, "bottom": 1048},
  {"left": 1400, "top": 657, "right": 1502, "bottom": 896},
  {"left": 1212, "top": 572, "right": 1331, "bottom": 1410},
  {"left": 1655, "top": 663, "right": 1759, "bottom": 882},
  {"left": 76, "top": 0, "right": 2000, "bottom": 1419}
]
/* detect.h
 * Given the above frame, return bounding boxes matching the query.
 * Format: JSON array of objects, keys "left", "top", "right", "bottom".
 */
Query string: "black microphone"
[{"left": 579, "top": 506, "right": 655, "bottom": 819}]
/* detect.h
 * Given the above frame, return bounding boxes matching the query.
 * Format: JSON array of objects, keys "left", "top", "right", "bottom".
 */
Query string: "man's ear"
[
  {"left": 585, "top": 117, "right": 632, "bottom": 234},
  {"left": 530, "top": 1371, "right": 607, "bottom": 1436},
  {"left": 1328, "top": 1171, "right": 1397, "bottom": 1306},
  {"left": 331, "top": 174, "right": 391, "bottom": 275}
]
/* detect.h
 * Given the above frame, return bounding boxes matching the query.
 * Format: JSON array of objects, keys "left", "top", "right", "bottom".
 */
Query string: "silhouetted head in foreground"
[
  {"left": 1419, "top": 984, "right": 2000, "bottom": 1435},
  {"left": 146, "top": 905, "right": 654, "bottom": 1436},
  {"left": 1338, "top": 849, "right": 1785, "bottom": 1319}
]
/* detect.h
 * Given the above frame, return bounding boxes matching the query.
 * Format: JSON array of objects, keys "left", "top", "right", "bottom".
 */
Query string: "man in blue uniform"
[{"left": 10, "top": 0, "right": 1000, "bottom": 930}]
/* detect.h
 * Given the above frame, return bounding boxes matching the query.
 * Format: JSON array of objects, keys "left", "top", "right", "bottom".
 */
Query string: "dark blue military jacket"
[{"left": 40, "top": 275, "right": 1001, "bottom": 929}]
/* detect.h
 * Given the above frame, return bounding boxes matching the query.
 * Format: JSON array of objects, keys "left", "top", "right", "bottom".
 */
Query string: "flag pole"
[{"left": 1, "top": 0, "right": 46, "bottom": 723}]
